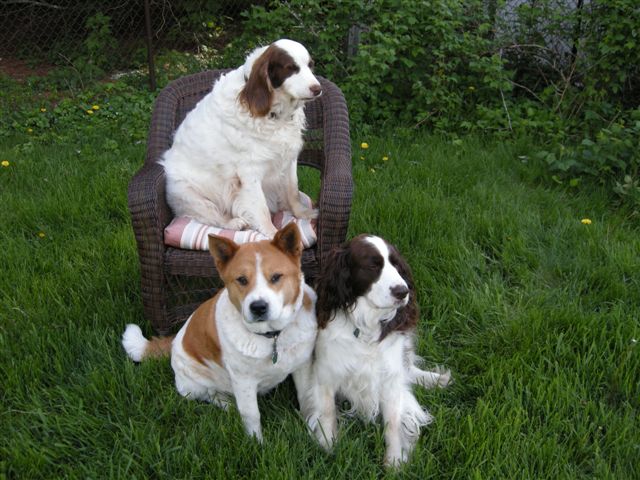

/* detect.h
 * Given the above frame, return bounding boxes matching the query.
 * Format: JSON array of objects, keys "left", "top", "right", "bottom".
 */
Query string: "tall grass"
[{"left": 1, "top": 130, "right": 638, "bottom": 479}]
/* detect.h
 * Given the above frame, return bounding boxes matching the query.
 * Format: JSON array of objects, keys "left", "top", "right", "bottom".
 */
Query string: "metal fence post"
[{"left": 144, "top": 0, "right": 156, "bottom": 91}]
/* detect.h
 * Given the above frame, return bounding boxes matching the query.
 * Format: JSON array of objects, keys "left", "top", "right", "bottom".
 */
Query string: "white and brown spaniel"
[
  {"left": 294, "top": 235, "right": 451, "bottom": 466},
  {"left": 160, "top": 39, "right": 321, "bottom": 238}
]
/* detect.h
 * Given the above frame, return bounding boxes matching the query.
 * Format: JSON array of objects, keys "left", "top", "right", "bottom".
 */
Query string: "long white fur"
[
  {"left": 159, "top": 39, "right": 320, "bottom": 238},
  {"left": 297, "top": 236, "right": 451, "bottom": 466}
]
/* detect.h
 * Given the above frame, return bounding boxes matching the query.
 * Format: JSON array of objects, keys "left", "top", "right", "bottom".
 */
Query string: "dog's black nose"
[
  {"left": 310, "top": 85, "right": 322, "bottom": 97},
  {"left": 250, "top": 300, "right": 269, "bottom": 319},
  {"left": 390, "top": 285, "right": 409, "bottom": 300}
]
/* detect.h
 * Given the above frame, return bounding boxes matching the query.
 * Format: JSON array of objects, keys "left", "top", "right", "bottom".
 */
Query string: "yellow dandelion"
[
  {"left": 1, "top": 160, "right": 9, "bottom": 167},
  {"left": 86, "top": 109, "right": 94, "bottom": 115},
  {"left": 38, "top": 231, "right": 46, "bottom": 238},
  {"left": 360, "top": 142, "right": 369, "bottom": 149},
  {"left": 40, "top": 107, "right": 47, "bottom": 112},
  {"left": 27, "top": 128, "right": 33, "bottom": 133},
  {"left": 360, "top": 156, "right": 365, "bottom": 160},
  {"left": 369, "top": 168, "right": 376, "bottom": 173},
  {"left": 382, "top": 156, "right": 389, "bottom": 161},
  {"left": 468, "top": 86, "right": 476, "bottom": 91},
  {"left": 581, "top": 218, "right": 592, "bottom": 225},
  {"left": 92, "top": 105, "right": 100, "bottom": 110}
]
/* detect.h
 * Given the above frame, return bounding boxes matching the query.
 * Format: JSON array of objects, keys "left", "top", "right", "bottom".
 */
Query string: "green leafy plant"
[{"left": 536, "top": 110, "right": 640, "bottom": 205}]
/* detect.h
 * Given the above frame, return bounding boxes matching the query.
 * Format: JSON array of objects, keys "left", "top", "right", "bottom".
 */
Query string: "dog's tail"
[{"left": 122, "top": 324, "right": 174, "bottom": 362}]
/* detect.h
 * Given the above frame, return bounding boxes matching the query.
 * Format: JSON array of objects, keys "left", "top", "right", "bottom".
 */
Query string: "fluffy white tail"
[{"left": 122, "top": 324, "right": 173, "bottom": 362}]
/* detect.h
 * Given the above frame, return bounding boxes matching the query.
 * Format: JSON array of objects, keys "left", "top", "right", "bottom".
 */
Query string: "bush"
[{"left": 227, "top": 0, "right": 509, "bottom": 128}]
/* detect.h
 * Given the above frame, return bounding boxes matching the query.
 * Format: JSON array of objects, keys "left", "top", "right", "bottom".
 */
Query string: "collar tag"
[{"left": 257, "top": 330, "right": 281, "bottom": 364}]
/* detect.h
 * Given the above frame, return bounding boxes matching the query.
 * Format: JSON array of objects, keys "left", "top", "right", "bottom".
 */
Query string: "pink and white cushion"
[{"left": 164, "top": 193, "right": 317, "bottom": 250}]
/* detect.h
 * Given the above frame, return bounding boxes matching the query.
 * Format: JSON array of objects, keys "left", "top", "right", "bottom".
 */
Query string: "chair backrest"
[{"left": 146, "top": 69, "right": 330, "bottom": 172}]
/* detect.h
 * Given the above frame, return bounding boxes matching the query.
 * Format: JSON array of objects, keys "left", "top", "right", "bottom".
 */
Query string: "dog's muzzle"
[{"left": 249, "top": 299, "right": 269, "bottom": 322}]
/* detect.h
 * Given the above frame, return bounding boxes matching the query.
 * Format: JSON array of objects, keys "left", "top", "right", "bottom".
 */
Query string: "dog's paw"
[
  {"left": 292, "top": 204, "right": 319, "bottom": 220},
  {"left": 259, "top": 224, "right": 278, "bottom": 239},
  {"left": 384, "top": 450, "right": 409, "bottom": 468},
  {"left": 225, "top": 217, "right": 250, "bottom": 231},
  {"left": 434, "top": 366, "right": 452, "bottom": 388}
]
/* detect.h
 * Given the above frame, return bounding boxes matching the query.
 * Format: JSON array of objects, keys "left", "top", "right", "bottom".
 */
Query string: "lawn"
[{"left": 1, "top": 124, "right": 639, "bottom": 478}]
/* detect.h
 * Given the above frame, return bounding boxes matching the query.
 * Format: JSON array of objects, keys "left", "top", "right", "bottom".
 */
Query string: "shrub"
[{"left": 226, "top": 0, "right": 510, "bottom": 128}]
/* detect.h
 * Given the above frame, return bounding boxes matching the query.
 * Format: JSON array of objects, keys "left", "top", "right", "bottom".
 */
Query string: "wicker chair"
[{"left": 128, "top": 70, "right": 352, "bottom": 335}]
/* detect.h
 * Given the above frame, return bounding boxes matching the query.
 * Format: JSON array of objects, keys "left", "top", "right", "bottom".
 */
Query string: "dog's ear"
[
  {"left": 208, "top": 234, "right": 239, "bottom": 272},
  {"left": 315, "top": 244, "right": 354, "bottom": 329},
  {"left": 239, "top": 46, "right": 274, "bottom": 117},
  {"left": 272, "top": 222, "right": 302, "bottom": 260},
  {"left": 380, "top": 243, "right": 419, "bottom": 341}
]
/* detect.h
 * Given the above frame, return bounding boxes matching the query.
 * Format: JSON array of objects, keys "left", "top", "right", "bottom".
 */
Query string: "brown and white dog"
[
  {"left": 296, "top": 235, "right": 451, "bottom": 466},
  {"left": 122, "top": 223, "right": 317, "bottom": 441},
  {"left": 159, "top": 39, "right": 321, "bottom": 238}
]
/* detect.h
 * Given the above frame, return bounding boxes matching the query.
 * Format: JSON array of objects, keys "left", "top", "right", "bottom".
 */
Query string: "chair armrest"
[
  {"left": 316, "top": 79, "right": 353, "bottom": 263},
  {"left": 128, "top": 162, "right": 171, "bottom": 244},
  {"left": 128, "top": 162, "right": 172, "bottom": 323}
]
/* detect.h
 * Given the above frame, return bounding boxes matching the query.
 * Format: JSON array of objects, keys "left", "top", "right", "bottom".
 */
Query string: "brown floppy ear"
[
  {"left": 208, "top": 234, "right": 239, "bottom": 272},
  {"left": 272, "top": 223, "right": 302, "bottom": 261},
  {"left": 239, "top": 46, "right": 274, "bottom": 117}
]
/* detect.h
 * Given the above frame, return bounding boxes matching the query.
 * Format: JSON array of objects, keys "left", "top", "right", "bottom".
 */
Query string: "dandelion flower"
[
  {"left": 1, "top": 160, "right": 9, "bottom": 167},
  {"left": 369, "top": 168, "right": 376, "bottom": 173},
  {"left": 360, "top": 142, "right": 369, "bottom": 149},
  {"left": 468, "top": 86, "right": 476, "bottom": 91},
  {"left": 360, "top": 156, "right": 365, "bottom": 160},
  {"left": 27, "top": 128, "right": 33, "bottom": 133},
  {"left": 38, "top": 231, "right": 46, "bottom": 238},
  {"left": 40, "top": 107, "right": 47, "bottom": 112},
  {"left": 382, "top": 156, "right": 389, "bottom": 161},
  {"left": 86, "top": 110, "right": 94, "bottom": 115},
  {"left": 581, "top": 218, "right": 592, "bottom": 225},
  {"left": 92, "top": 105, "right": 100, "bottom": 110}
]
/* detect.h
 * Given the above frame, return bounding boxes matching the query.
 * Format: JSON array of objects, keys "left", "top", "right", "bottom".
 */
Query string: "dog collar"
[{"left": 257, "top": 330, "right": 281, "bottom": 364}]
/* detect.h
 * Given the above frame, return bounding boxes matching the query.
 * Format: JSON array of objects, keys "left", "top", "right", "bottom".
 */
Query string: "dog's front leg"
[
  {"left": 409, "top": 365, "right": 451, "bottom": 389},
  {"left": 311, "top": 384, "right": 338, "bottom": 451},
  {"left": 233, "top": 178, "right": 278, "bottom": 238},
  {"left": 381, "top": 390, "right": 408, "bottom": 467},
  {"left": 285, "top": 161, "right": 318, "bottom": 220},
  {"left": 231, "top": 379, "right": 263, "bottom": 442}
]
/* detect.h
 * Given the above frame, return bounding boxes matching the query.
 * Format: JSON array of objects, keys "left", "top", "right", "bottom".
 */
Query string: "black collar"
[
  {"left": 256, "top": 330, "right": 281, "bottom": 364},
  {"left": 256, "top": 330, "right": 281, "bottom": 339}
]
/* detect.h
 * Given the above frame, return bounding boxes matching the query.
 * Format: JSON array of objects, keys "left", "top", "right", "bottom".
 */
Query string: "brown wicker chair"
[{"left": 128, "top": 70, "right": 352, "bottom": 335}]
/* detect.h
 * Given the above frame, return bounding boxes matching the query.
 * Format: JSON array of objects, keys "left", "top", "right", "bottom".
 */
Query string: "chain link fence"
[{"left": 0, "top": 1, "right": 256, "bottom": 86}]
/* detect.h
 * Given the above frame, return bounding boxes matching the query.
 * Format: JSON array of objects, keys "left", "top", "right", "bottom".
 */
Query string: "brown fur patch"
[
  {"left": 213, "top": 224, "right": 303, "bottom": 313},
  {"left": 260, "top": 245, "right": 301, "bottom": 307},
  {"left": 183, "top": 295, "right": 223, "bottom": 366},
  {"left": 303, "top": 291, "right": 313, "bottom": 311},
  {"left": 145, "top": 335, "right": 175, "bottom": 359},
  {"left": 238, "top": 44, "right": 298, "bottom": 117}
]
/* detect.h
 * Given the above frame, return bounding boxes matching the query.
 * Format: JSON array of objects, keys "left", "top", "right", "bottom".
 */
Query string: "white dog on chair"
[{"left": 160, "top": 39, "right": 321, "bottom": 238}]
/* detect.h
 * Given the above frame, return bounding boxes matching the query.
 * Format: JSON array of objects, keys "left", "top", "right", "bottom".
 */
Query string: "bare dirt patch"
[{"left": 0, "top": 57, "right": 53, "bottom": 81}]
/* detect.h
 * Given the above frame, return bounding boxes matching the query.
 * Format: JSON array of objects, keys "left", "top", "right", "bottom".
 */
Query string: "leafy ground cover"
[{"left": 1, "top": 76, "right": 638, "bottom": 478}]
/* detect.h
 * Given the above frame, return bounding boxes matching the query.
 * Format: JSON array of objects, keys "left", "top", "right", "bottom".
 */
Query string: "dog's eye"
[
  {"left": 236, "top": 276, "right": 248, "bottom": 286},
  {"left": 270, "top": 273, "right": 283, "bottom": 284},
  {"left": 308, "top": 60, "right": 315, "bottom": 69}
]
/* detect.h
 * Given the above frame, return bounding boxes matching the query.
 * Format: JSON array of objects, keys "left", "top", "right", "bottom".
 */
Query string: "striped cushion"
[{"left": 164, "top": 194, "right": 317, "bottom": 250}]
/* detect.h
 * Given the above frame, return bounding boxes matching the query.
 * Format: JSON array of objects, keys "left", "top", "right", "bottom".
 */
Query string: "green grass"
[{"left": 1, "top": 127, "right": 639, "bottom": 479}]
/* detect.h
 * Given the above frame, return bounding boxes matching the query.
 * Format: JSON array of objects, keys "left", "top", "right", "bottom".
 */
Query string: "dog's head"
[
  {"left": 316, "top": 235, "right": 418, "bottom": 340},
  {"left": 239, "top": 39, "right": 322, "bottom": 117},
  {"left": 208, "top": 223, "right": 304, "bottom": 333}
]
